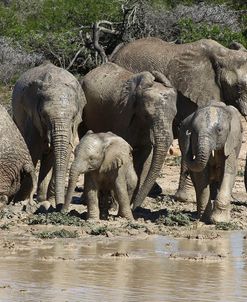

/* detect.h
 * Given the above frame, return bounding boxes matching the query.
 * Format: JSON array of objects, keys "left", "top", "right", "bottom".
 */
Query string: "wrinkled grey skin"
[
  {"left": 0, "top": 104, "right": 36, "bottom": 206},
  {"left": 80, "top": 62, "right": 177, "bottom": 209},
  {"left": 65, "top": 131, "right": 137, "bottom": 220},
  {"left": 111, "top": 37, "right": 247, "bottom": 202},
  {"left": 12, "top": 62, "right": 86, "bottom": 209},
  {"left": 179, "top": 102, "right": 242, "bottom": 223}
]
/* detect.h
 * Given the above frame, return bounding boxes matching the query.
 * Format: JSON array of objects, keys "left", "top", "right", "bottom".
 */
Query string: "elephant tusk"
[
  {"left": 212, "top": 150, "right": 215, "bottom": 157},
  {"left": 186, "top": 130, "right": 191, "bottom": 136}
]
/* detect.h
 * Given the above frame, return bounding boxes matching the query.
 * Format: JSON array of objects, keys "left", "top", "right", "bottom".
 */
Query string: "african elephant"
[
  {"left": 80, "top": 62, "right": 177, "bottom": 209},
  {"left": 0, "top": 104, "right": 36, "bottom": 206},
  {"left": 179, "top": 102, "right": 242, "bottom": 223},
  {"left": 64, "top": 131, "right": 137, "bottom": 220},
  {"left": 110, "top": 37, "right": 247, "bottom": 202},
  {"left": 12, "top": 62, "right": 86, "bottom": 209}
]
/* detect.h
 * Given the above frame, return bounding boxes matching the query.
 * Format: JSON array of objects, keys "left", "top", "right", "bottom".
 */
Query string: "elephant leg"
[
  {"left": 85, "top": 175, "right": 100, "bottom": 220},
  {"left": 14, "top": 126, "right": 42, "bottom": 202},
  {"left": 210, "top": 153, "right": 236, "bottom": 224},
  {"left": 126, "top": 167, "right": 138, "bottom": 203},
  {"left": 114, "top": 176, "right": 134, "bottom": 221},
  {"left": 99, "top": 191, "right": 110, "bottom": 220},
  {"left": 190, "top": 168, "right": 212, "bottom": 222},
  {"left": 37, "top": 151, "right": 54, "bottom": 202},
  {"left": 175, "top": 158, "right": 196, "bottom": 203}
]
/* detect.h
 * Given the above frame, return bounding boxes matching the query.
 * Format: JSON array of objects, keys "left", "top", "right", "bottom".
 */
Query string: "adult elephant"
[
  {"left": 12, "top": 62, "right": 86, "bottom": 210},
  {"left": 110, "top": 37, "right": 247, "bottom": 201},
  {"left": 80, "top": 62, "right": 177, "bottom": 209}
]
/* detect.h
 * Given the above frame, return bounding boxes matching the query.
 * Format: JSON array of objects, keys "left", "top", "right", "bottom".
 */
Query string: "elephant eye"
[{"left": 217, "top": 125, "right": 223, "bottom": 133}]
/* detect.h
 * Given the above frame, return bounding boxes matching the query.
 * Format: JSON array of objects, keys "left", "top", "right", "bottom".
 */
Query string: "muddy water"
[{"left": 0, "top": 233, "right": 247, "bottom": 302}]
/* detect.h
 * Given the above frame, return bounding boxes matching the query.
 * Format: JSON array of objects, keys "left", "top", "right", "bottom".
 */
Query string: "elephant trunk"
[
  {"left": 133, "top": 125, "right": 172, "bottom": 209},
  {"left": 185, "top": 135, "right": 212, "bottom": 173},
  {"left": 51, "top": 120, "right": 71, "bottom": 208},
  {"left": 64, "top": 166, "right": 80, "bottom": 211}
]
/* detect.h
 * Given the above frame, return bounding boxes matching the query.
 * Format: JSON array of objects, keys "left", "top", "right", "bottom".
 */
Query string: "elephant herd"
[{"left": 1, "top": 37, "right": 247, "bottom": 224}]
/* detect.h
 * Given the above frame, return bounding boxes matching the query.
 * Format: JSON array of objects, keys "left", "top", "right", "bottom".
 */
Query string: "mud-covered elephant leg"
[
  {"left": 175, "top": 158, "right": 196, "bottom": 202},
  {"left": 85, "top": 174, "right": 100, "bottom": 220},
  {"left": 37, "top": 151, "right": 54, "bottom": 202},
  {"left": 190, "top": 168, "right": 212, "bottom": 222},
  {"left": 99, "top": 191, "right": 110, "bottom": 220},
  {"left": 114, "top": 174, "right": 134, "bottom": 221},
  {"left": 126, "top": 166, "right": 138, "bottom": 203},
  {"left": 210, "top": 153, "right": 237, "bottom": 223},
  {"left": 13, "top": 126, "right": 41, "bottom": 202}
]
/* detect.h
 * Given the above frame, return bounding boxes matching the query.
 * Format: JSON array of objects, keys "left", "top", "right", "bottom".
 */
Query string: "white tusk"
[
  {"left": 212, "top": 150, "right": 215, "bottom": 157},
  {"left": 186, "top": 130, "right": 191, "bottom": 136}
]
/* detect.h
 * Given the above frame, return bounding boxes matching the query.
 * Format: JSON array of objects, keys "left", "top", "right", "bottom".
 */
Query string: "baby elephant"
[
  {"left": 64, "top": 131, "right": 137, "bottom": 220},
  {"left": 0, "top": 104, "right": 36, "bottom": 206},
  {"left": 179, "top": 102, "right": 242, "bottom": 224}
]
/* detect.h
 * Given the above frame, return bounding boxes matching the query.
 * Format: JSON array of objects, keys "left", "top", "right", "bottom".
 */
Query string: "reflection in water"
[{"left": 0, "top": 234, "right": 247, "bottom": 301}]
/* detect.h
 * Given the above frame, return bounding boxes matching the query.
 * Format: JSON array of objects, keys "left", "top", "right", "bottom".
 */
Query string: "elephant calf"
[
  {"left": 179, "top": 102, "right": 242, "bottom": 224},
  {"left": 64, "top": 131, "right": 137, "bottom": 220},
  {"left": 0, "top": 104, "right": 36, "bottom": 205}
]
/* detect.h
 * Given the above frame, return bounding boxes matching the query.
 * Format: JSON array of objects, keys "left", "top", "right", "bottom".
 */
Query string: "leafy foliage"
[{"left": 0, "top": 0, "right": 246, "bottom": 85}]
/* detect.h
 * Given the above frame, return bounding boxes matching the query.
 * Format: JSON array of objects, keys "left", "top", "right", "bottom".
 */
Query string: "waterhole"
[{"left": 0, "top": 233, "right": 246, "bottom": 302}]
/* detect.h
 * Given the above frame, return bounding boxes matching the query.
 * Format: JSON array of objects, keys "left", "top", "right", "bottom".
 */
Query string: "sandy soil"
[{"left": 0, "top": 118, "right": 246, "bottom": 246}]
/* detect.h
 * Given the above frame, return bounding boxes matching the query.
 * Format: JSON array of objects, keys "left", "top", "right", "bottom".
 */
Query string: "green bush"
[{"left": 178, "top": 18, "right": 247, "bottom": 47}]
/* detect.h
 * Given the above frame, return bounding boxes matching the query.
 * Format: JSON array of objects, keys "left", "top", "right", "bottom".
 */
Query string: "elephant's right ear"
[{"left": 167, "top": 43, "right": 219, "bottom": 106}]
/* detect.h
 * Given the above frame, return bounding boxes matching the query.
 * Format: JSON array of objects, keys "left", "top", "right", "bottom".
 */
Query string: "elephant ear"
[
  {"left": 178, "top": 114, "right": 193, "bottom": 156},
  {"left": 167, "top": 43, "right": 221, "bottom": 106},
  {"left": 128, "top": 71, "right": 155, "bottom": 96},
  {"left": 99, "top": 138, "right": 130, "bottom": 173},
  {"left": 224, "top": 106, "right": 243, "bottom": 157},
  {"left": 150, "top": 71, "right": 173, "bottom": 88}
]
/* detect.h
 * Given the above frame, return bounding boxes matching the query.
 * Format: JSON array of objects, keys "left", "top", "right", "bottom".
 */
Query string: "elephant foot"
[
  {"left": 55, "top": 203, "right": 64, "bottom": 212},
  {"left": 35, "top": 201, "right": 56, "bottom": 214},
  {"left": 118, "top": 209, "right": 134, "bottom": 221},
  {"left": 210, "top": 201, "right": 231, "bottom": 224},
  {"left": 174, "top": 189, "right": 196, "bottom": 203},
  {"left": 23, "top": 199, "right": 38, "bottom": 214}
]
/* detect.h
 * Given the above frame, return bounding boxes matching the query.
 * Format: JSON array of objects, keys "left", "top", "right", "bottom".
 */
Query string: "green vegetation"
[
  {"left": 0, "top": 0, "right": 246, "bottom": 99},
  {"left": 90, "top": 225, "right": 113, "bottom": 236},
  {"left": 160, "top": 211, "right": 195, "bottom": 226},
  {"left": 215, "top": 221, "right": 240, "bottom": 230},
  {"left": 27, "top": 212, "right": 84, "bottom": 226},
  {"left": 35, "top": 229, "right": 79, "bottom": 239}
]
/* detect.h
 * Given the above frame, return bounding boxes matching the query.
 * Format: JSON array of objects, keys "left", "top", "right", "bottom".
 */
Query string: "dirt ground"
[{"left": 0, "top": 118, "right": 246, "bottom": 247}]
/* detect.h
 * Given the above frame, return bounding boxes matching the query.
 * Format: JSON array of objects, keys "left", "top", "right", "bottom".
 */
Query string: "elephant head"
[
  {"left": 123, "top": 70, "right": 177, "bottom": 209},
  {"left": 180, "top": 102, "right": 242, "bottom": 172},
  {"left": 167, "top": 39, "right": 247, "bottom": 117},
  {"left": 64, "top": 131, "right": 133, "bottom": 210},
  {"left": 30, "top": 71, "right": 84, "bottom": 207}
]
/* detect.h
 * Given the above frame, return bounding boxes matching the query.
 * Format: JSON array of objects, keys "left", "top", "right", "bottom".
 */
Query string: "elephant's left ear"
[
  {"left": 224, "top": 106, "right": 243, "bottom": 156},
  {"left": 99, "top": 138, "right": 128, "bottom": 173}
]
